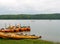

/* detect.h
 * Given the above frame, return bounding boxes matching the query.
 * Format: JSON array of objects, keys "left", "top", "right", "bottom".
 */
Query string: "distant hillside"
[{"left": 0, "top": 14, "right": 60, "bottom": 19}]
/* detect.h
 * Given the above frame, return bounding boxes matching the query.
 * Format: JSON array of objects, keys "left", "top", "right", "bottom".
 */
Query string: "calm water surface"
[{"left": 0, "top": 20, "right": 60, "bottom": 42}]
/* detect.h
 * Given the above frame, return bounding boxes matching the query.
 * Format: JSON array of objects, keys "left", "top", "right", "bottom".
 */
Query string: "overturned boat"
[{"left": 0, "top": 24, "right": 42, "bottom": 39}]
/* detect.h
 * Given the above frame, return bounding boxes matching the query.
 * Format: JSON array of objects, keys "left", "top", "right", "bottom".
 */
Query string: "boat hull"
[{"left": 0, "top": 32, "right": 41, "bottom": 39}]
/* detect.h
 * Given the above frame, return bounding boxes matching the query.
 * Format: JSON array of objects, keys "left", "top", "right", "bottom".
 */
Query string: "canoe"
[{"left": 0, "top": 32, "right": 41, "bottom": 39}]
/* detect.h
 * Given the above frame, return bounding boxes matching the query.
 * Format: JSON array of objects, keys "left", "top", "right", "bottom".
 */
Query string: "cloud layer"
[{"left": 0, "top": 0, "right": 60, "bottom": 14}]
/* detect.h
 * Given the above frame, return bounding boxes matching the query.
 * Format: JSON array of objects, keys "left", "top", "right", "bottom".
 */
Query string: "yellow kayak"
[{"left": 0, "top": 32, "right": 41, "bottom": 39}]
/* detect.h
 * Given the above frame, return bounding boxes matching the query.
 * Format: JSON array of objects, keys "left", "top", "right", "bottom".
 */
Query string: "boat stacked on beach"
[
  {"left": 0, "top": 24, "right": 30, "bottom": 32},
  {"left": 0, "top": 24, "right": 42, "bottom": 39}
]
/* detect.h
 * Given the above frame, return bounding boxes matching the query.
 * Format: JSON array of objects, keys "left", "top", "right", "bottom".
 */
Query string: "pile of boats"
[{"left": 0, "top": 24, "right": 42, "bottom": 39}]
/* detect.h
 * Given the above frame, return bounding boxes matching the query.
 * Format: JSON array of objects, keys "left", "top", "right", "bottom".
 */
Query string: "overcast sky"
[{"left": 0, "top": 0, "right": 60, "bottom": 14}]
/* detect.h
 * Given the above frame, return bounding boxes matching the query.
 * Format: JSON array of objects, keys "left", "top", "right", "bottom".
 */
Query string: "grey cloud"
[{"left": 0, "top": 0, "right": 60, "bottom": 14}]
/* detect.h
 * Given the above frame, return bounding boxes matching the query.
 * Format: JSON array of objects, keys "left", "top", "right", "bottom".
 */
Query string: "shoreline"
[{"left": 0, "top": 38, "right": 60, "bottom": 44}]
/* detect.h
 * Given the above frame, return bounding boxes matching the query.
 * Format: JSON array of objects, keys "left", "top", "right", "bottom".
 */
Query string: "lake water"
[{"left": 0, "top": 20, "right": 60, "bottom": 42}]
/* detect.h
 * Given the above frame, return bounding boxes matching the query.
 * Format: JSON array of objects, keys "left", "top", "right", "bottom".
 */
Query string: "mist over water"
[{"left": 0, "top": 20, "right": 60, "bottom": 42}]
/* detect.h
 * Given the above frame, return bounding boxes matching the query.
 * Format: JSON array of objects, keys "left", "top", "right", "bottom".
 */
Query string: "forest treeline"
[{"left": 0, "top": 14, "right": 60, "bottom": 19}]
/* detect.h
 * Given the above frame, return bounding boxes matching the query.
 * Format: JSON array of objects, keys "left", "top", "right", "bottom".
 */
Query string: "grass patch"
[{"left": 0, "top": 38, "right": 59, "bottom": 44}]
